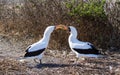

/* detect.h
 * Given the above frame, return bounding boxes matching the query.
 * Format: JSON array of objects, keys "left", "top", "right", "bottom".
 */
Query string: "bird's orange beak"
[{"left": 55, "top": 24, "right": 68, "bottom": 30}]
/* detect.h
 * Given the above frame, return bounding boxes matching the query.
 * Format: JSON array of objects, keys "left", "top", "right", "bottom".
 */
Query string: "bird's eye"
[{"left": 68, "top": 27, "right": 71, "bottom": 32}]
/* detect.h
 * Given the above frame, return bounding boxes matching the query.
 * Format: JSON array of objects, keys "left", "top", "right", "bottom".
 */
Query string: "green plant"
[{"left": 65, "top": 0, "right": 106, "bottom": 19}]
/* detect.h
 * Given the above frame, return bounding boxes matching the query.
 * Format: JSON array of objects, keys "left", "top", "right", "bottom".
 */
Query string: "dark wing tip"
[
  {"left": 89, "top": 44, "right": 106, "bottom": 55},
  {"left": 24, "top": 52, "right": 30, "bottom": 57},
  {"left": 24, "top": 48, "right": 46, "bottom": 57},
  {"left": 25, "top": 46, "right": 31, "bottom": 52}
]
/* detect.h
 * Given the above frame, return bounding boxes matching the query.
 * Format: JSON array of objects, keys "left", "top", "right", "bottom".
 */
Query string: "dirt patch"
[
  {"left": 0, "top": 57, "right": 28, "bottom": 75},
  {"left": 0, "top": 34, "right": 120, "bottom": 75}
]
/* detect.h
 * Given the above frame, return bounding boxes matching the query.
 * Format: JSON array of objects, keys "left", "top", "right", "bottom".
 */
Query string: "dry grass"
[{"left": 0, "top": 0, "right": 120, "bottom": 50}]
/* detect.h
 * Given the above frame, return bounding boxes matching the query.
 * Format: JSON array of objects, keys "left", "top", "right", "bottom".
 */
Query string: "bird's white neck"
[
  {"left": 69, "top": 32, "right": 78, "bottom": 43},
  {"left": 41, "top": 30, "right": 52, "bottom": 43},
  {"left": 68, "top": 26, "right": 79, "bottom": 43},
  {"left": 39, "top": 26, "right": 54, "bottom": 44}
]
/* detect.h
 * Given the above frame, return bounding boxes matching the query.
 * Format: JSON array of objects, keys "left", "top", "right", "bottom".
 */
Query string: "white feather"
[
  {"left": 68, "top": 26, "right": 102, "bottom": 58},
  {"left": 27, "top": 42, "right": 46, "bottom": 52},
  {"left": 68, "top": 26, "right": 92, "bottom": 49},
  {"left": 25, "top": 26, "right": 55, "bottom": 59},
  {"left": 69, "top": 41, "right": 92, "bottom": 49}
]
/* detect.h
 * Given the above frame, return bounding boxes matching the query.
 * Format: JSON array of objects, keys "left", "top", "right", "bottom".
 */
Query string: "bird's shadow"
[{"left": 35, "top": 63, "right": 81, "bottom": 69}]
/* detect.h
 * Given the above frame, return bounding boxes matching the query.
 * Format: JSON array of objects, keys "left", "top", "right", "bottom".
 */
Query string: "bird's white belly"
[
  {"left": 77, "top": 54, "right": 99, "bottom": 58},
  {"left": 37, "top": 53, "right": 43, "bottom": 59}
]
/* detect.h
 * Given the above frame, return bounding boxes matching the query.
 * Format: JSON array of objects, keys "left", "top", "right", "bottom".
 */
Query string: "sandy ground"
[{"left": 0, "top": 34, "right": 120, "bottom": 75}]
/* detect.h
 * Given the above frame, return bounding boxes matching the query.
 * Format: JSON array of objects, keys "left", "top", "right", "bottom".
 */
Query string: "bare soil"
[{"left": 0, "top": 34, "right": 120, "bottom": 75}]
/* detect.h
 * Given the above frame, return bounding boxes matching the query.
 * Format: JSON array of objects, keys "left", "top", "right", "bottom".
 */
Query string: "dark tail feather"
[
  {"left": 90, "top": 45, "right": 103, "bottom": 55},
  {"left": 90, "top": 45, "right": 108, "bottom": 57},
  {"left": 24, "top": 52, "right": 31, "bottom": 57}
]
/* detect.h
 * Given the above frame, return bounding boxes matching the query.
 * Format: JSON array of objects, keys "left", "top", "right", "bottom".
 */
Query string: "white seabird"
[
  {"left": 24, "top": 25, "right": 65, "bottom": 64},
  {"left": 67, "top": 26, "right": 104, "bottom": 61}
]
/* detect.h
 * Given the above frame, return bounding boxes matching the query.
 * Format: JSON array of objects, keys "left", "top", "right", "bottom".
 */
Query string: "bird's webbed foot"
[{"left": 34, "top": 58, "right": 42, "bottom": 64}]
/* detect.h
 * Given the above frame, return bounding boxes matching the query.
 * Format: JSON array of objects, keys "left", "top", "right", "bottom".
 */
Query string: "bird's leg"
[
  {"left": 75, "top": 57, "right": 85, "bottom": 64},
  {"left": 80, "top": 57, "right": 85, "bottom": 61},
  {"left": 73, "top": 57, "right": 79, "bottom": 65},
  {"left": 39, "top": 59, "right": 42, "bottom": 64},
  {"left": 79, "top": 57, "right": 86, "bottom": 63},
  {"left": 34, "top": 58, "right": 41, "bottom": 64},
  {"left": 34, "top": 58, "right": 38, "bottom": 63},
  {"left": 76, "top": 57, "right": 79, "bottom": 64}
]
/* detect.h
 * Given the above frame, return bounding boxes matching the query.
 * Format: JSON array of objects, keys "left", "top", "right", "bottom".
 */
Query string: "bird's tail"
[
  {"left": 16, "top": 57, "right": 27, "bottom": 63},
  {"left": 97, "top": 54, "right": 107, "bottom": 58}
]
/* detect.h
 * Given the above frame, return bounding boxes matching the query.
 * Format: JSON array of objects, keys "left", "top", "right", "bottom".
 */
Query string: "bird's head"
[
  {"left": 55, "top": 25, "right": 77, "bottom": 35},
  {"left": 64, "top": 26, "right": 78, "bottom": 38},
  {"left": 55, "top": 24, "right": 68, "bottom": 30}
]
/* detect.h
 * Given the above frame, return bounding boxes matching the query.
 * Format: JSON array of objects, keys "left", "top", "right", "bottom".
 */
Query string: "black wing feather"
[
  {"left": 73, "top": 47, "right": 101, "bottom": 54},
  {"left": 24, "top": 48, "right": 45, "bottom": 57}
]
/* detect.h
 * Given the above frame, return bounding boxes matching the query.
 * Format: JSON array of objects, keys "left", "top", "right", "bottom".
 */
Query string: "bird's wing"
[
  {"left": 71, "top": 42, "right": 92, "bottom": 49},
  {"left": 86, "top": 42, "right": 97, "bottom": 49},
  {"left": 26, "top": 42, "right": 46, "bottom": 52},
  {"left": 71, "top": 42, "right": 101, "bottom": 54}
]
